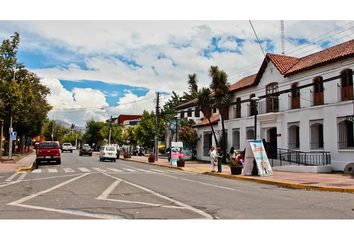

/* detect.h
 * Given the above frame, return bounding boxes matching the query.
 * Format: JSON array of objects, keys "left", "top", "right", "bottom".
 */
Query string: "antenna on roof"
[{"left": 281, "top": 20, "right": 285, "bottom": 55}]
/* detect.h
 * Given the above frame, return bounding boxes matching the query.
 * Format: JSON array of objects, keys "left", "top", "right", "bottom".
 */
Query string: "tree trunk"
[
  {"left": 207, "top": 118, "right": 218, "bottom": 147},
  {"left": 220, "top": 114, "right": 227, "bottom": 173}
]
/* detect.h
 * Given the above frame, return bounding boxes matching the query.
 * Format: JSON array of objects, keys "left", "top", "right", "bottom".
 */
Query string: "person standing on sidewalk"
[{"left": 209, "top": 146, "right": 221, "bottom": 172}]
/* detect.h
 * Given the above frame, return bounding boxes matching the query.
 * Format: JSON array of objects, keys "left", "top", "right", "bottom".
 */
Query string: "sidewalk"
[
  {"left": 0, "top": 152, "right": 36, "bottom": 173},
  {"left": 123, "top": 155, "right": 354, "bottom": 193}
]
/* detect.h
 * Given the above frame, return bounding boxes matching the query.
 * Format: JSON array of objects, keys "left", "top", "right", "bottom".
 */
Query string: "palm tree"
[
  {"left": 188, "top": 73, "right": 198, "bottom": 95},
  {"left": 196, "top": 87, "right": 218, "bottom": 147},
  {"left": 209, "top": 66, "right": 231, "bottom": 171}
]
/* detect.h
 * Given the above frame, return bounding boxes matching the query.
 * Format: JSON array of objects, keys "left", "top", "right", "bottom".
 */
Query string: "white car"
[
  {"left": 61, "top": 142, "right": 73, "bottom": 153},
  {"left": 99, "top": 145, "right": 118, "bottom": 162}
]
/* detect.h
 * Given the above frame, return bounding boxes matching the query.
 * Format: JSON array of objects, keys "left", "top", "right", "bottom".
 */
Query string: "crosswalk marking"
[
  {"left": 92, "top": 167, "right": 107, "bottom": 172},
  {"left": 78, "top": 168, "right": 91, "bottom": 172},
  {"left": 17, "top": 173, "right": 27, "bottom": 181},
  {"left": 32, "top": 169, "right": 42, "bottom": 173},
  {"left": 150, "top": 169, "right": 165, "bottom": 173},
  {"left": 6, "top": 173, "right": 19, "bottom": 182},
  {"left": 123, "top": 168, "right": 136, "bottom": 172},
  {"left": 48, "top": 169, "right": 58, "bottom": 173},
  {"left": 107, "top": 168, "right": 122, "bottom": 173},
  {"left": 137, "top": 169, "right": 154, "bottom": 173},
  {"left": 63, "top": 168, "right": 74, "bottom": 173}
]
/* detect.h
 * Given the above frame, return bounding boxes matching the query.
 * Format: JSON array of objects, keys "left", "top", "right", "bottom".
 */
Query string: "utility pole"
[
  {"left": 154, "top": 92, "right": 160, "bottom": 161},
  {"left": 51, "top": 114, "right": 55, "bottom": 141},
  {"left": 0, "top": 119, "right": 3, "bottom": 160},
  {"left": 8, "top": 116, "right": 13, "bottom": 160},
  {"left": 109, "top": 116, "right": 112, "bottom": 145}
]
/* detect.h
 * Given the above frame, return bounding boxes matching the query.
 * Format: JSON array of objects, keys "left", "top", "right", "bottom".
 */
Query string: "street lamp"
[{"left": 251, "top": 96, "right": 260, "bottom": 140}]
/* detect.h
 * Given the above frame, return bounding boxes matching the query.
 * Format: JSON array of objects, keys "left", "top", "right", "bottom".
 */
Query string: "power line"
[{"left": 249, "top": 20, "right": 267, "bottom": 58}]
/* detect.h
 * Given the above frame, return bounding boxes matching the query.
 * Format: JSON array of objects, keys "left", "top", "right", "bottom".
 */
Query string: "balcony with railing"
[{"left": 271, "top": 148, "right": 331, "bottom": 167}]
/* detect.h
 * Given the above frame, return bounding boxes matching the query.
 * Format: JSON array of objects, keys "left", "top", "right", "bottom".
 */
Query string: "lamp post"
[{"left": 251, "top": 96, "right": 260, "bottom": 140}]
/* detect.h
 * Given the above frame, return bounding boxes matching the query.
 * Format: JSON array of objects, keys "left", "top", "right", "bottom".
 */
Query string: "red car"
[{"left": 36, "top": 141, "right": 61, "bottom": 165}]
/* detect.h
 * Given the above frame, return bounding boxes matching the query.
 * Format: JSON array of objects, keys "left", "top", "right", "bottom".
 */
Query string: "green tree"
[
  {"left": 196, "top": 87, "right": 218, "bottom": 146},
  {"left": 0, "top": 32, "right": 51, "bottom": 152},
  {"left": 41, "top": 120, "right": 70, "bottom": 143},
  {"left": 99, "top": 124, "right": 124, "bottom": 145},
  {"left": 82, "top": 120, "right": 106, "bottom": 149},
  {"left": 209, "top": 65, "right": 231, "bottom": 166},
  {"left": 182, "top": 73, "right": 199, "bottom": 102}
]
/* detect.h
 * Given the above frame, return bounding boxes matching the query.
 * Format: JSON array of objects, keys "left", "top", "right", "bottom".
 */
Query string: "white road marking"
[
  {"left": 136, "top": 169, "right": 154, "bottom": 173},
  {"left": 17, "top": 173, "right": 27, "bottom": 181},
  {"left": 8, "top": 173, "right": 122, "bottom": 219},
  {"left": 63, "top": 168, "right": 74, "bottom": 173},
  {"left": 32, "top": 169, "right": 41, "bottom": 173},
  {"left": 107, "top": 168, "right": 122, "bottom": 173},
  {"left": 92, "top": 167, "right": 107, "bottom": 172},
  {"left": 122, "top": 168, "right": 136, "bottom": 172},
  {"left": 98, "top": 171, "right": 213, "bottom": 219},
  {"left": 5, "top": 173, "right": 19, "bottom": 182},
  {"left": 48, "top": 169, "right": 58, "bottom": 173},
  {"left": 120, "top": 163, "right": 239, "bottom": 192},
  {"left": 8, "top": 173, "right": 90, "bottom": 206},
  {"left": 78, "top": 168, "right": 91, "bottom": 172},
  {"left": 149, "top": 169, "right": 165, "bottom": 173},
  {"left": 97, "top": 180, "right": 121, "bottom": 200}
]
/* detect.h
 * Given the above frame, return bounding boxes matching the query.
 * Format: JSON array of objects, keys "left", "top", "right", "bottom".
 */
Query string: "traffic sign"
[{"left": 10, "top": 131, "right": 17, "bottom": 141}]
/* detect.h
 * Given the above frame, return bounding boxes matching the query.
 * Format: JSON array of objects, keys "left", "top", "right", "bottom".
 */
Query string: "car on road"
[
  {"left": 80, "top": 144, "right": 92, "bottom": 156},
  {"left": 36, "top": 141, "right": 61, "bottom": 165},
  {"left": 99, "top": 145, "right": 118, "bottom": 162},
  {"left": 61, "top": 142, "right": 73, "bottom": 153}
]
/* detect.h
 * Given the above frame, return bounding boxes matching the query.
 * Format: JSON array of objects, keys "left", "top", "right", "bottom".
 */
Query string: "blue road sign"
[{"left": 10, "top": 131, "right": 17, "bottom": 141}]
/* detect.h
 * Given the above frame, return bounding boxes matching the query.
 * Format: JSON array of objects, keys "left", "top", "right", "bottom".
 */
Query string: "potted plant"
[
  {"left": 177, "top": 155, "right": 185, "bottom": 167},
  {"left": 148, "top": 153, "right": 155, "bottom": 162},
  {"left": 123, "top": 151, "right": 131, "bottom": 158},
  {"left": 229, "top": 152, "right": 244, "bottom": 175}
]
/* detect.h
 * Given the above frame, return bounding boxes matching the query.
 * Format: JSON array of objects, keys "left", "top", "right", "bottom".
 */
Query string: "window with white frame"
[
  {"left": 310, "top": 119, "right": 324, "bottom": 149},
  {"left": 337, "top": 117, "right": 354, "bottom": 149}
]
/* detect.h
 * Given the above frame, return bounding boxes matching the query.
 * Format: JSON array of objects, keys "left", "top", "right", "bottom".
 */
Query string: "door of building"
[{"left": 267, "top": 127, "right": 277, "bottom": 159}]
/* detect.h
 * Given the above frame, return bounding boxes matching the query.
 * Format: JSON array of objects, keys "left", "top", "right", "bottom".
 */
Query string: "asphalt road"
[{"left": 0, "top": 151, "right": 354, "bottom": 219}]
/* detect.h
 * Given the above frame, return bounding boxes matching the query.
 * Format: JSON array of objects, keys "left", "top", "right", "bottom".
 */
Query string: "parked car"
[
  {"left": 61, "top": 142, "right": 73, "bottom": 153},
  {"left": 36, "top": 141, "right": 61, "bottom": 165},
  {"left": 80, "top": 144, "right": 92, "bottom": 156},
  {"left": 99, "top": 145, "right": 118, "bottom": 162}
]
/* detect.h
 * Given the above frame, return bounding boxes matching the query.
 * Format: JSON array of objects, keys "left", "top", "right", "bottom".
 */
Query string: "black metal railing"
[{"left": 272, "top": 148, "right": 331, "bottom": 166}]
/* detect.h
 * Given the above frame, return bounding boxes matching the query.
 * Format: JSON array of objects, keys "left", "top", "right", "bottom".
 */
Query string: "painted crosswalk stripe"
[
  {"left": 17, "top": 173, "right": 27, "bottom": 181},
  {"left": 149, "top": 169, "right": 165, "bottom": 173},
  {"left": 48, "top": 169, "right": 58, "bottom": 173},
  {"left": 32, "top": 169, "right": 42, "bottom": 173},
  {"left": 78, "top": 168, "right": 91, "bottom": 172},
  {"left": 123, "top": 168, "right": 136, "bottom": 172},
  {"left": 92, "top": 168, "right": 107, "bottom": 172},
  {"left": 137, "top": 169, "right": 153, "bottom": 173},
  {"left": 107, "top": 168, "right": 123, "bottom": 173},
  {"left": 63, "top": 168, "right": 74, "bottom": 173},
  {"left": 5, "top": 173, "right": 19, "bottom": 182}
]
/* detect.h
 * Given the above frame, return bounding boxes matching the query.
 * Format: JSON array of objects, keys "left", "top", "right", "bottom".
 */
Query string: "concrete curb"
[
  {"left": 16, "top": 154, "right": 36, "bottom": 173},
  {"left": 203, "top": 172, "right": 354, "bottom": 193}
]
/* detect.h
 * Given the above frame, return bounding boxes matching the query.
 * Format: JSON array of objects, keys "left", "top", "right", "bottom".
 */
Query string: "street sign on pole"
[{"left": 10, "top": 131, "right": 17, "bottom": 141}]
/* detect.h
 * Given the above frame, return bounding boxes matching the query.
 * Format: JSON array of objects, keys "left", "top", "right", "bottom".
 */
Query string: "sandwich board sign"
[
  {"left": 170, "top": 142, "right": 183, "bottom": 166},
  {"left": 243, "top": 139, "right": 273, "bottom": 177}
]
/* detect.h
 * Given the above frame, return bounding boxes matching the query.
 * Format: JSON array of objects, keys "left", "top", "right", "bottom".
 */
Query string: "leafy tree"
[
  {"left": 41, "top": 120, "right": 70, "bottom": 143},
  {"left": 0, "top": 32, "right": 51, "bottom": 152},
  {"left": 182, "top": 73, "right": 199, "bottom": 102},
  {"left": 61, "top": 131, "right": 82, "bottom": 147},
  {"left": 209, "top": 65, "right": 231, "bottom": 167},
  {"left": 122, "top": 126, "right": 137, "bottom": 152},
  {"left": 196, "top": 87, "right": 218, "bottom": 146},
  {"left": 99, "top": 124, "right": 124, "bottom": 145},
  {"left": 82, "top": 120, "right": 106, "bottom": 149}
]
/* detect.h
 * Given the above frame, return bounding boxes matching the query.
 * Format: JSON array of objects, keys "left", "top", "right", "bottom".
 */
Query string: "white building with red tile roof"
[{"left": 177, "top": 39, "right": 354, "bottom": 171}]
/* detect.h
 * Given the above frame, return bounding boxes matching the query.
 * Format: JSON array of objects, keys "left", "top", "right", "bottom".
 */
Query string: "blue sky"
[{"left": 1, "top": 20, "right": 353, "bottom": 126}]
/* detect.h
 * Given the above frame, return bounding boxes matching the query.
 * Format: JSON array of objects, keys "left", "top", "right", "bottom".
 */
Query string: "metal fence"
[{"left": 275, "top": 148, "right": 331, "bottom": 166}]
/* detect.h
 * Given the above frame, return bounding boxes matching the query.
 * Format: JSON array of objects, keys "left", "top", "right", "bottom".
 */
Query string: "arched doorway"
[{"left": 267, "top": 127, "right": 277, "bottom": 158}]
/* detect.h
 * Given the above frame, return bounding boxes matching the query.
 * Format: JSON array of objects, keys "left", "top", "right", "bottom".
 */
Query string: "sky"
[
  {"left": 1, "top": 20, "right": 353, "bottom": 126},
  {"left": 0, "top": 20, "right": 354, "bottom": 126}
]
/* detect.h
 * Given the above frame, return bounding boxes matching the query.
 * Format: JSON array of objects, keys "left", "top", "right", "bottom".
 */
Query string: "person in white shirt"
[{"left": 209, "top": 146, "right": 219, "bottom": 172}]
